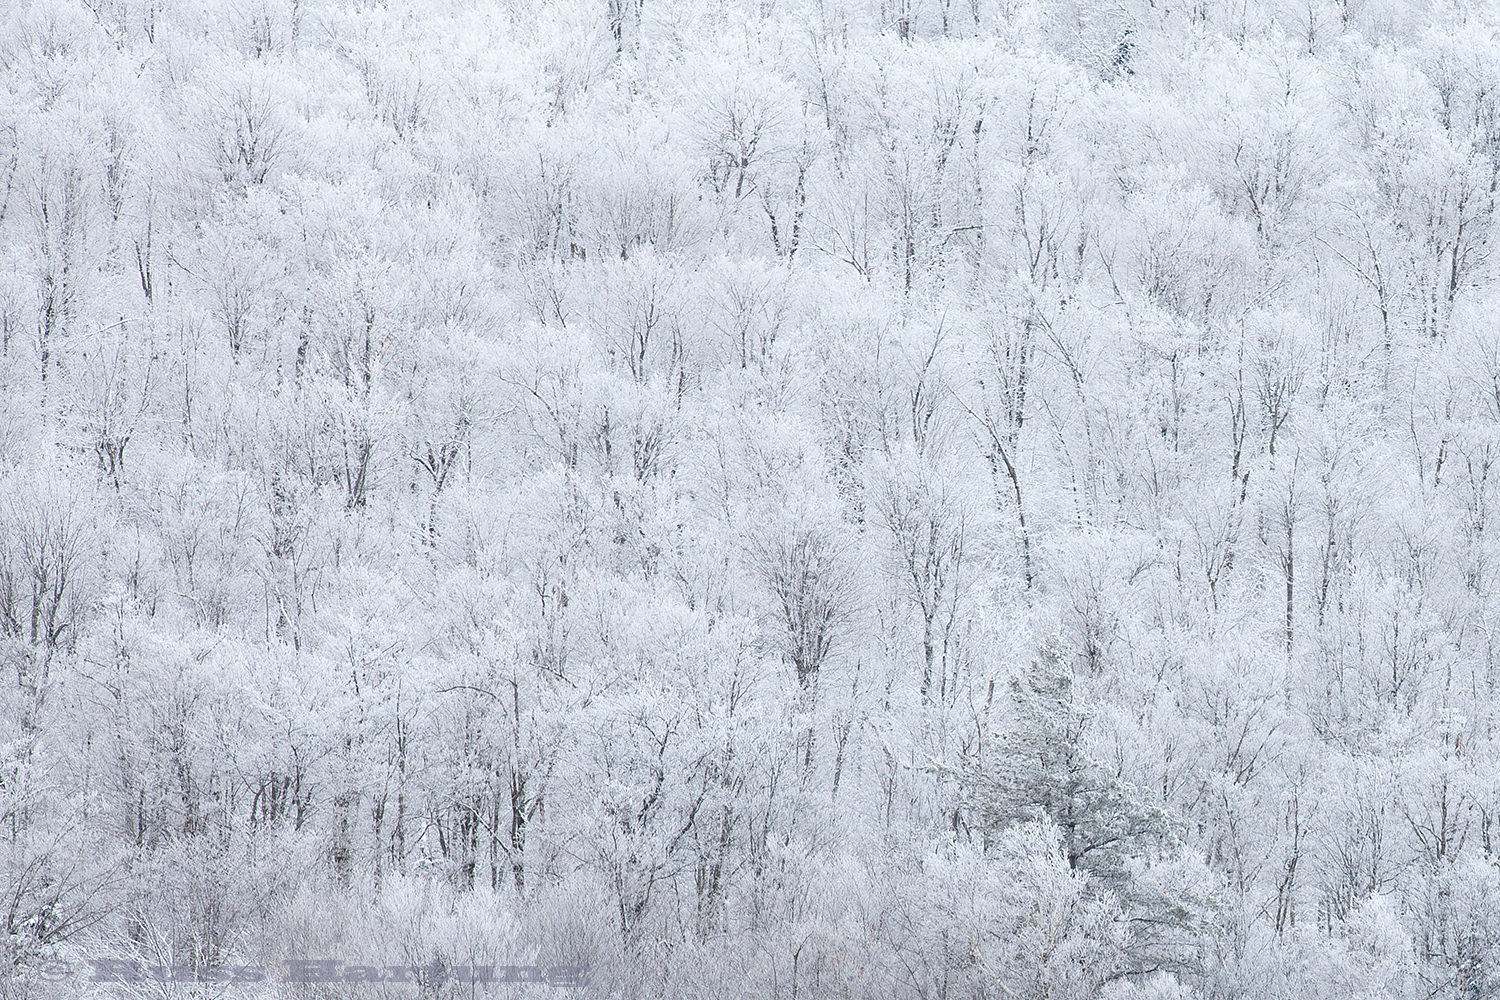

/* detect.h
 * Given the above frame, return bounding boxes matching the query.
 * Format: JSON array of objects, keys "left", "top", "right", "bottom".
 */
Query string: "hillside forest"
[{"left": 3, "top": 0, "right": 1500, "bottom": 997}]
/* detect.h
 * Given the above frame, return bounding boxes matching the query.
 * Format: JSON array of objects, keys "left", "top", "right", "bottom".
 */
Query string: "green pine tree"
[{"left": 964, "top": 638, "right": 1218, "bottom": 976}]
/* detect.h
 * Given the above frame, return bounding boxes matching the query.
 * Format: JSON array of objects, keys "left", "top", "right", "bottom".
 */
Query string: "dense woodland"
[{"left": 2, "top": 0, "right": 1500, "bottom": 995}]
